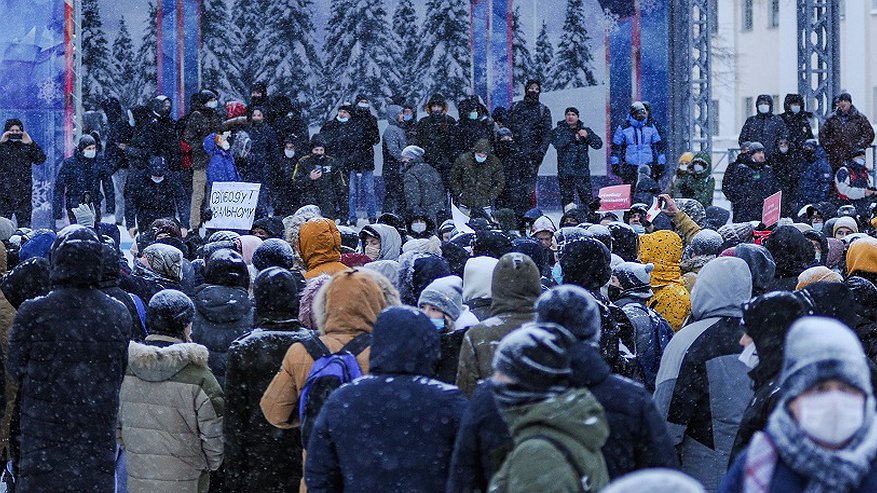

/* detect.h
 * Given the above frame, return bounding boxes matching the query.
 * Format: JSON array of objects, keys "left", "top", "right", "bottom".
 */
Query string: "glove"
[
  {"left": 202, "top": 208, "right": 214, "bottom": 222},
  {"left": 72, "top": 203, "right": 96, "bottom": 228},
  {"left": 611, "top": 164, "right": 620, "bottom": 177}
]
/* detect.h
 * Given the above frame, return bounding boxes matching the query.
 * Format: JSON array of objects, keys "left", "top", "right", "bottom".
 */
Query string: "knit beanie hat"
[
  {"left": 252, "top": 238, "right": 296, "bottom": 271},
  {"left": 718, "top": 222, "right": 755, "bottom": 247},
  {"left": 676, "top": 198, "right": 706, "bottom": 227},
  {"left": 689, "top": 229, "right": 724, "bottom": 257},
  {"left": 559, "top": 237, "right": 612, "bottom": 290},
  {"left": 418, "top": 275, "right": 464, "bottom": 320},
  {"left": 795, "top": 266, "right": 844, "bottom": 290},
  {"left": 833, "top": 216, "right": 859, "bottom": 236},
  {"left": 492, "top": 322, "right": 576, "bottom": 390},
  {"left": 147, "top": 289, "right": 195, "bottom": 337},
  {"left": 401, "top": 145, "right": 425, "bottom": 161},
  {"left": 564, "top": 107, "right": 579, "bottom": 116},
  {"left": 612, "top": 262, "right": 655, "bottom": 299},
  {"left": 603, "top": 469, "right": 706, "bottom": 493},
  {"left": 535, "top": 285, "right": 601, "bottom": 343}
]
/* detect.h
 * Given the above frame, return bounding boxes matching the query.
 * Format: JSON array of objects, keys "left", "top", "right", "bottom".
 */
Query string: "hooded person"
[
  {"left": 401, "top": 144, "right": 446, "bottom": 225},
  {"left": 18, "top": 229, "right": 56, "bottom": 262},
  {"left": 117, "top": 289, "right": 224, "bottom": 493},
  {"left": 224, "top": 267, "right": 311, "bottom": 492},
  {"left": 454, "top": 95, "right": 495, "bottom": 162},
  {"left": 847, "top": 236, "right": 877, "bottom": 287},
  {"left": 506, "top": 79, "right": 554, "bottom": 203},
  {"left": 796, "top": 266, "right": 844, "bottom": 290},
  {"left": 251, "top": 238, "right": 296, "bottom": 272},
  {"left": 359, "top": 223, "right": 402, "bottom": 262},
  {"left": 284, "top": 204, "right": 323, "bottom": 271},
  {"left": 298, "top": 217, "right": 347, "bottom": 280},
  {"left": 53, "top": 133, "right": 104, "bottom": 222},
  {"left": 763, "top": 225, "right": 816, "bottom": 292},
  {"left": 415, "top": 93, "right": 457, "bottom": 186},
  {"left": 8, "top": 225, "right": 130, "bottom": 492},
  {"left": 800, "top": 281, "right": 858, "bottom": 329},
  {"left": 418, "top": 275, "right": 479, "bottom": 383},
  {"left": 654, "top": 256, "right": 754, "bottom": 492},
  {"left": 487, "top": 322, "right": 611, "bottom": 493},
  {"left": 99, "top": 243, "right": 146, "bottom": 340},
  {"left": 681, "top": 229, "right": 725, "bottom": 292},
  {"left": 846, "top": 276, "right": 877, "bottom": 362},
  {"left": 381, "top": 104, "right": 407, "bottom": 214},
  {"left": 639, "top": 230, "right": 692, "bottom": 331},
  {"left": 673, "top": 152, "right": 715, "bottom": 208},
  {"left": 0, "top": 118, "right": 47, "bottom": 226},
  {"left": 607, "top": 222, "right": 640, "bottom": 261},
  {"left": 122, "top": 243, "right": 186, "bottom": 303},
  {"left": 462, "top": 256, "right": 499, "bottom": 321},
  {"left": 725, "top": 243, "right": 777, "bottom": 296},
  {"left": 737, "top": 95, "right": 789, "bottom": 160},
  {"left": 456, "top": 253, "right": 541, "bottom": 396},
  {"left": 125, "top": 156, "right": 191, "bottom": 236},
  {"left": 729, "top": 292, "right": 813, "bottom": 462},
  {"left": 471, "top": 230, "right": 513, "bottom": 259},
  {"left": 449, "top": 138, "right": 505, "bottom": 212},
  {"left": 720, "top": 318, "right": 877, "bottom": 493},
  {"left": 190, "top": 248, "right": 254, "bottom": 388},
  {"left": 305, "top": 307, "right": 467, "bottom": 493},
  {"left": 251, "top": 216, "right": 285, "bottom": 240},
  {"left": 397, "top": 251, "right": 451, "bottom": 306}
]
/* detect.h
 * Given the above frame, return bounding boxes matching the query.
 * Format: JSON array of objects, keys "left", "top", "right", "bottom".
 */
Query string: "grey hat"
[
  {"left": 492, "top": 322, "right": 576, "bottom": 390},
  {"left": 417, "top": 275, "right": 463, "bottom": 320},
  {"left": 147, "top": 289, "right": 195, "bottom": 337},
  {"left": 535, "top": 285, "right": 601, "bottom": 343},
  {"left": 401, "top": 145, "right": 425, "bottom": 161},
  {"left": 612, "top": 261, "right": 654, "bottom": 299}
]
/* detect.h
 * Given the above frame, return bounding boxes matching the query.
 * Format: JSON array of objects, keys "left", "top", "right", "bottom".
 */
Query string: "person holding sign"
[
  {"left": 125, "top": 156, "right": 190, "bottom": 238},
  {"left": 292, "top": 135, "right": 346, "bottom": 222}
]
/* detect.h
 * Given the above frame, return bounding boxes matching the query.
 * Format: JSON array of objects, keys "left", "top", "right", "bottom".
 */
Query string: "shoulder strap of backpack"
[
  {"left": 127, "top": 293, "right": 148, "bottom": 338},
  {"left": 301, "top": 334, "right": 332, "bottom": 362},
  {"left": 520, "top": 434, "right": 588, "bottom": 493},
  {"left": 340, "top": 332, "right": 371, "bottom": 356}
]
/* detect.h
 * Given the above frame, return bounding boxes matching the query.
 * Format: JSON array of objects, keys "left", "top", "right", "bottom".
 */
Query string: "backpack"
[
  {"left": 128, "top": 293, "right": 148, "bottom": 340},
  {"left": 622, "top": 302, "right": 673, "bottom": 387},
  {"left": 492, "top": 433, "right": 596, "bottom": 493},
  {"left": 298, "top": 333, "right": 370, "bottom": 445}
]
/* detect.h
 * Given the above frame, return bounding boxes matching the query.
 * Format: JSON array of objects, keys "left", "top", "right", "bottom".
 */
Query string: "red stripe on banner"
[
  {"left": 156, "top": 1, "right": 164, "bottom": 91},
  {"left": 177, "top": 0, "right": 185, "bottom": 117}
]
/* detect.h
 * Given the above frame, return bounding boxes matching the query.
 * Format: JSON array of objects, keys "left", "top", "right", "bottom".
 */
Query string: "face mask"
[
  {"left": 607, "top": 285, "right": 623, "bottom": 302},
  {"left": 411, "top": 221, "right": 427, "bottom": 233},
  {"left": 758, "top": 104, "right": 770, "bottom": 114},
  {"left": 468, "top": 111, "right": 478, "bottom": 120},
  {"left": 693, "top": 164, "right": 705, "bottom": 173},
  {"left": 357, "top": 102, "right": 369, "bottom": 109},
  {"left": 206, "top": 100, "right": 218, "bottom": 109},
  {"left": 403, "top": 114, "right": 413, "bottom": 122},
  {"left": 127, "top": 109, "right": 135, "bottom": 127},
  {"left": 82, "top": 149, "right": 97, "bottom": 159},
  {"left": 474, "top": 154, "right": 487, "bottom": 163},
  {"left": 284, "top": 149, "right": 295, "bottom": 159},
  {"left": 632, "top": 224, "right": 646, "bottom": 234},
  {"left": 150, "top": 175, "right": 165, "bottom": 184},
  {"left": 220, "top": 141, "right": 231, "bottom": 151},
  {"left": 432, "top": 110, "right": 443, "bottom": 117},
  {"left": 779, "top": 146, "right": 789, "bottom": 154},
  {"left": 791, "top": 104, "right": 801, "bottom": 114},
  {"left": 430, "top": 317, "right": 446, "bottom": 331},
  {"left": 797, "top": 390, "right": 865, "bottom": 446},
  {"left": 812, "top": 221, "right": 823, "bottom": 232},
  {"left": 527, "top": 90, "right": 539, "bottom": 100},
  {"left": 814, "top": 252, "right": 822, "bottom": 263},
  {"left": 252, "top": 118, "right": 264, "bottom": 125},
  {"left": 854, "top": 158, "right": 866, "bottom": 166},
  {"left": 337, "top": 116, "right": 349, "bottom": 123},
  {"left": 738, "top": 342, "right": 759, "bottom": 369},
  {"left": 364, "top": 244, "right": 381, "bottom": 260},
  {"left": 551, "top": 263, "right": 564, "bottom": 285}
]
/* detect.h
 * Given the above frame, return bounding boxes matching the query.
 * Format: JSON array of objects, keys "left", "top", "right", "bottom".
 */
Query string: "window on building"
[
  {"left": 711, "top": 100, "right": 720, "bottom": 135},
  {"left": 871, "top": 0, "right": 877, "bottom": 12},
  {"left": 744, "top": 97, "right": 754, "bottom": 118},
  {"left": 769, "top": 0, "right": 780, "bottom": 28},
  {"left": 743, "top": 0, "right": 753, "bottom": 31},
  {"left": 710, "top": 0, "right": 718, "bottom": 34}
]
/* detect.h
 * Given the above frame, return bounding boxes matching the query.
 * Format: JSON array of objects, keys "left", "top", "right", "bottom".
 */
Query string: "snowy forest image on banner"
[{"left": 83, "top": 0, "right": 612, "bottom": 174}]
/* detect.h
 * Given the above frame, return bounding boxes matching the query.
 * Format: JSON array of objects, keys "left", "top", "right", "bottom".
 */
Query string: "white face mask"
[
  {"left": 758, "top": 104, "right": 770, "bottom": 114},
  {"left": 738, "top": 342, "right": 759, "bottom": 369},
  {"left": 364, "top": 244, "right": 381, "bottom": 260},
  {"left": 797, "top": 390, "right": 866, "bottom": 446},
  {"left": 127, "top": 109, "right": 135, "bottom": 127},
  {"left": 284, "top": 149, "right": 295, "bottom": 159},
  {"left": 411, "top": 221, "right": 427, "bottom": 233},
  {"left": 357, "top": 102, "right": 369, "bottom": 109},
  {"left": 206, "top": 100, "right": 218, "bottom": 109},
  {"left": 790, "top": 104, "right": 801, "bottom": 114},
  {"left": 474, "top": 154, "right": 487, "bottom": 163},
  {"left": 83, "top": 149, "right": 97, "bottom": 159},
  {"left": 220, "top": 141, "right": 231, "bottom": 151},
  {"left": 150, "top": 175, "right": 165, "bottom": 183}
]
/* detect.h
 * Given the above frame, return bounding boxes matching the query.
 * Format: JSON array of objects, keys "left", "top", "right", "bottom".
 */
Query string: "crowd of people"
[{"left": 0, "top": 80, "right": 876, "bottom": 493}]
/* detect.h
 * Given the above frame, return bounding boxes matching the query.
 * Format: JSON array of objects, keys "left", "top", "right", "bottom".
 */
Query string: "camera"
[{"left": 8, "top": 134, "right": 22, "bottom": 142}]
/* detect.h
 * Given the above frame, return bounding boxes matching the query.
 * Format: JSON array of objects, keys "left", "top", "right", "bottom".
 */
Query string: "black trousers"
[{"left": 559, "top": 175, "right": 593, "bottom": 209}]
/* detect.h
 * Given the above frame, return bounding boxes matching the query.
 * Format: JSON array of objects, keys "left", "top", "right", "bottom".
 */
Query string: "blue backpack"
[{"left": 298, "top": 333, "right": 370, "bottom": 445}]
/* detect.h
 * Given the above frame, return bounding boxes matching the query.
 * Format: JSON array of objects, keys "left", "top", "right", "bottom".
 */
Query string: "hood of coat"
[
  {"left": 490, "top": 253, "right": 541, "bottom": 315},
  {"left": 50, "top": 226, "right": 103, "bottom": 288},
  {"left": 639, "top": 231, "right": 684, "bottom": 286},
  {"left": 384, "top": 104, "right": 403, "bottom": 127},
  {"left": 127, "top": 340, "right": 209, "bottom": 382},
  {"left": 313, "top": 269, "right": 388, "bottom": 335},
  {"left": 361, "top": 223, "right": 402, "bottom": 261},
  {"left": 848, "top": 236, "right": 877, "bottom": 277},
  {"left": 369, "top": 306, "right": 440, "bottom": 377},
  {"left": 463, "top": 256, "right": 498, "bottom": 302},
  {"left": 194, "top": 284, "right": 252, "bottom": 323},
  {"left": 733, "top": 243, "right": 776, "bottom": 295},
  {"left": 755, "top": 94, "right": 774, "bottom": 113},
  {"left": 284, "top": 205, "right": 323, "bottom": 270},
  {"left": 691, "top": 151, "right": 713, "bottom": 177},
  {"left": 504, "top": 388, "right": 609, "bottom": 453},
  {"left": 764, "top": 225, "right": 815, "bottom": 278},
  {"left": 690, "top": 257, "right": 752, "bottom": 320},
  {"left": 299, "top": 218, "right": 342, "bottom": 270},
  {"left": 1, "top": 257, "right": 50, "bottom": 309},
  {"left": 472, "top": 138, "right": 492, "bottom": 155},
  {"left": 783, "top": 93, "right": 805, "bottom": 113}
]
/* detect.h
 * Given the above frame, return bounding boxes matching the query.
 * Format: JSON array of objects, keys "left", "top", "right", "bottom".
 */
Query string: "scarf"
[
  {"left": 491, "top": 380, "right": 566, "bottom": 409},
  {"left": 764, "top": 402, "right": 877, "bottom": 493}
]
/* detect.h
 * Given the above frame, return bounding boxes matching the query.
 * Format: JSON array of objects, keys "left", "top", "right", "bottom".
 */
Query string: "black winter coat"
[
  {"left": 0, "top": 140, "right": 46, "bottom": 197},
  {"left": 722, "top": 161, "right": 781, "bottom": 222},
  {"left": 737, "top": 104, "right": 789, "bottom": 160},
  {"left": 243, "top": 122, "right": 279, "bottom": 184},
  {"left": 53, "top": 153, "right": 103, "bottom": 219},
  {"left": 292, "top": 154, "right": 346, "bottom": 220},
  {"left": 551, "top": 121, "right": 603, "bottom": 177},
  {"left": 507, "top": 99, "right": 553, "bottom": 160},
  {"left": 437, "top": 328, "right": 467, "bottom": 384},
  {"left": 224, "top": 323, "right": 313, "bottom": 493},
  {"left": 447, "top": 342, "right": 676, "bottom": 492},
  {"left": 454, "top": 119, "right": 495, "bottom": 160},
  {"left": 124, "top": 171, "right": 191, "bottom": 230},
  {"left": 415, "top": 113, "right": 458, "bottom": 181},
  {"left": 128, "top": 113, "right": 181, "bottom": 171},
  {"left": 9, "top": 286, "right": 129, "bottom": 492},
  {"left": 819, "top": 106, "right": 875, "bottom": 170},
  {"left": 190, "top": 284, "right": 254, "bottom": 388}
]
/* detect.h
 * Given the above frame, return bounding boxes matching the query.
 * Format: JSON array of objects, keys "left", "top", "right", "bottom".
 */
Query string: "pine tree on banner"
[
  {"left": 227, "top": 0, "right": 279, "bottom": 102},
  {"left": 416, "top": 0, "right": 471, "bottom": 105},
  {"left": 267, "top": 0, "right": 323, "bottom": 122},
  {"left": 391, "top": 0, "right": 419, "bottom": 100},
  {"left": 511, "top": 6, "right": 534, "bottom": 96},
  {"left": 201, "top": 0, "right": 232, "bottom": 98},
  {"left": 134, "top": 1, "right": 158, "bottom": 103},
  {"left": 320, "top": 0, "right": 396, "bottom": 119},
  {"left": 533, "top": 21, "right": 555, "bottom": 86},
  {"left": 551, "top": 0, "right": 598, "bottom": 88},
  {"left": 81, "top": 0, "right": 114, "bottom": 108},
  {"left": 110, "top": 18, "right": 139, "bottom": 108}
]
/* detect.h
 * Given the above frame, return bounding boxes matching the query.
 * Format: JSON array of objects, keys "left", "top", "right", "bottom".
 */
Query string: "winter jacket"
[
  {"left": 292, "top": 155, "right": 346, "bottom": 220},
  {"left": 53, "top": 152, "right": 103, "bottom": 218},
  {"left": 305, "top": 307, "right": 467, "bottom": 493},
  {"left": 449, "top": 139, "right": 505, "bottom": 209},
  {"left": 488, "top": 388, "right": 610, "bottom": 493},
  {"left": 673, "top": 152, "right": 715, "bottom": 208},
  {"left": 763, "top": 226, "right": 814, "bottom": 292},
  {"left": 118, "top": 338, "right": 224, "bottom": 493},
  {"left": 819, "top": 105, "right": 875, "bottom": 170},
  {"left": 551, "top": 120, "right": 603, "bottom": 177},
  {"left": 382, "top": 105, "right": 407, "bottom": 175},
  {"left": 125, "top": 171, "right": 191, "bottom": 230},
  {"left": 611, "top": 115, "right": 666, "bottom": 169},
  {"left": 835, "top": 160, "right": 875, "bottom": 217},
  {"left": 495, "top": 139, "right": 533, "bottom": 214},
  {"left": 0, "top": 138, "right": 46, "bottom": 197},
  {"left": 183, "top": 107, "right": 223, "bottom": 171},
  {"left": 721, "top": 160, "right": 781, "bottom": 222},
  {"left": 244, "top": 121, "right": 279, "bottom": 184},
  {"left": 204, "top": 133, "right": 242, "bottom": 186},
  {"left": 456, "top": 254, "right": 541, "bottom": 396},
  {"left": 639, "top": 231, "right": 691, "bottom": 331},
  {"left": 779, "top": 94, "right": 814, "bottom": 153},
  {"left": 654, "top": 257, "right": 754, "bottom": 493},
  {"left": 319, "top": 118, "right": 360, "bottom": 173},
  {"left": 8, "top": 230, "right": 130, "bottom": 492},
  {"left": 614, "top": 297, "right": 672, "bottom": 392},
  {"left": 191, "top": 284, "right": 254, "bottom": 388},
  {"left": 403, "top": 158, "right": 446, "bottom": 223},
  {"left": 454, "top": 96, "right": 495, "bottom": 160},
  {"left": 350, "top": 107, "right": 381, "bottom": 172},
  {"left": 737, "top": 95, "right": 789, "bottom": 159},
  {"left": 361, "top": 224, "right": 402, "bottom": 261},
  {"left": 415, "top": 110, "right": 458, "bottom": 181},
  {"left": 225, "top": 323, "right": 313, "bottom": 493},
  {"left": 796, "top": 145, "right": 833, "bottom": 209},
  {"left": 298, "top": 218, "right": 348, "bottom": 280},
  {"left": 506, "top": 99, "right": 553, "bottom": 160},
  {"left": 129, "top": 111, "right": 181, "bottom": 171},
  {"left": 273, "top": 154, "right": 305, "bottom": 216},
  {"left": 121, "top": 260, "right": 186, "bottom": 303}
]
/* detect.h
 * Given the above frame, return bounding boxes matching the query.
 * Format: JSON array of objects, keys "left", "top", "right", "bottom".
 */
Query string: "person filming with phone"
[{"left": 0, "top": 119, "right": 46, "bottom": 227}]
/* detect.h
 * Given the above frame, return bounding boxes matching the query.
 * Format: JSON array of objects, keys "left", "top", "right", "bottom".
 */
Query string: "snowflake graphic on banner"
[
  {"left": 37, "top": 79, "right": 62, "bottom": 105},
  {"left": 32, "top": 181, "right": 52, "bottom": 210},
  {"left": 602, "top": 8, "right": 620, "bottom": 33},
  {"left": 639, "top": 0, "right": 661, "bottom": 14}
]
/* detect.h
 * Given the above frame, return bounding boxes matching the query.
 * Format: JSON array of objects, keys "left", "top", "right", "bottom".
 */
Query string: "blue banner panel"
[
  {"left": 472, "top": 0, "right": 489, "bottom": 104},
  {"left": 488, "top": 0, "right": 512, "bottom": 111},
  {"left": 639, "top": 3, "right": 669, "bottom": 137}
]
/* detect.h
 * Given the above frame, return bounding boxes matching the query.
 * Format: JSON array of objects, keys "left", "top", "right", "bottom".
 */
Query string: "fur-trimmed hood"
[
  {"left": 311, "top": 268, "right": 400, "bottom": 333},
  {"left": 283, "top": 205, "right": 323, "bottom": 271},
  {"left": 127, "top": 340, "right": 209, "bottom": 382}
]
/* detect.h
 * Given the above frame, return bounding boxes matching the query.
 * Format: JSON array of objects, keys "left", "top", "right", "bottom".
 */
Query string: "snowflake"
[
  {"left": 32, "top": 181, "right": 52, "bottom": 209},
  {"left": 639, "top": 0, "right": 661, "bottom": 15},
  {"left": 37, "top": 79, "right": 62, "bottom": 105},
  {"left": 602, "top": 8, "right": 620, "bottom": 33}
]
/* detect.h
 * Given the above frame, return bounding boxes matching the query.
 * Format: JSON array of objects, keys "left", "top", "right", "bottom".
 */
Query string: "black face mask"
[
  {"left": 526, "top": 90, "right": 540, "bottom": 101},
  {"left": 607, "top": 285, "right": 624, "bottom": 302}
]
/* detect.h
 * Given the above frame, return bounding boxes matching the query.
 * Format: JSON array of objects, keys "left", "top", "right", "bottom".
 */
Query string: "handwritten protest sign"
[
  {"left": 597, "top": 185, "right": 632, "bottom": 211},
  {"left": 204, "top": 182, "right": 262, "bottom": 231}
]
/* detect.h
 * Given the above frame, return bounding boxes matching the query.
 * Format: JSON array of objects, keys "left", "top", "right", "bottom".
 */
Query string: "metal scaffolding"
[
  {"left": 797, "top": 0, "right": 840, "bottom": 118},
  {"left": 669, "top": 0, "right": 713, "bottom": 161}
]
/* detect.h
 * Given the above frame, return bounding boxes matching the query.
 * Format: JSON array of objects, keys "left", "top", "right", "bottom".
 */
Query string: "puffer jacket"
[
  {"left": 191, "top": 284, "right": 254, "bottom": 388},
  {"left": 403, "top": 157, "right": 446, "bottom": 223},
  {"left": 819, "top": 105, "right": 875, "bottom": 170},
  {"left": 449, "top": 139, "right": 505, "bottom": 209},
  {"left": 204, "top": 133, "right": 242, "bottom": 187},
  {"left": 611, "top": 114, "right": 666, "bottom": 169},
  {"left": 796, "top": 145, "right": 833, "bottom": 209},
  {"left": 118, "top": 338, "right": 224, "bottom": 493},
  {"left": 639, "top": 231, "right": 691, "bottom": 331},
  {"left": 299, "top": 218, "right": 347, "bottom": 280},
  {"left": 415, "top": 105, "right": 457, "bottom": 182}
]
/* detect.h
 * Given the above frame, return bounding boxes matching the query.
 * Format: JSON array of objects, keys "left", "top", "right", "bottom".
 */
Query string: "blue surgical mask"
[
  {"left": 337, "top": 115, "right": 349, "bottom": 123},
  {"left": 474, "top": 154, "right": 487, "bottom": 163},
  {"left": 403, "top": 114, "right": 413, "bottom": 122},
  {"left": 632, "top": 224, "right": 646, "bottom": 234},
  {"left": 551, "top": 263, "right": 564, "bottom": 285},
  {"left": 468, "top": 111, "right": 478, "bottom": 120},
  {"left": 854, "top": 158, "right": 866, "bottom": 166},
  {"left": 430, "top": 317, "right": 446, "bottom": 331}
]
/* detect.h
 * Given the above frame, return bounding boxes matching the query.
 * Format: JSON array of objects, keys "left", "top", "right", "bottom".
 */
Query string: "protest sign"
[
  {"left": 597, "top": 184, "right": 632, "bottom": 211},
  {"left": 451, "top": 201, "right": 476, "bottom": 234},
  {"left": 203, "top": 182, "right": 262, "bottom": 231},
  {"left": 762, "top": 191, "right": 782, "bottom": 227}
]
